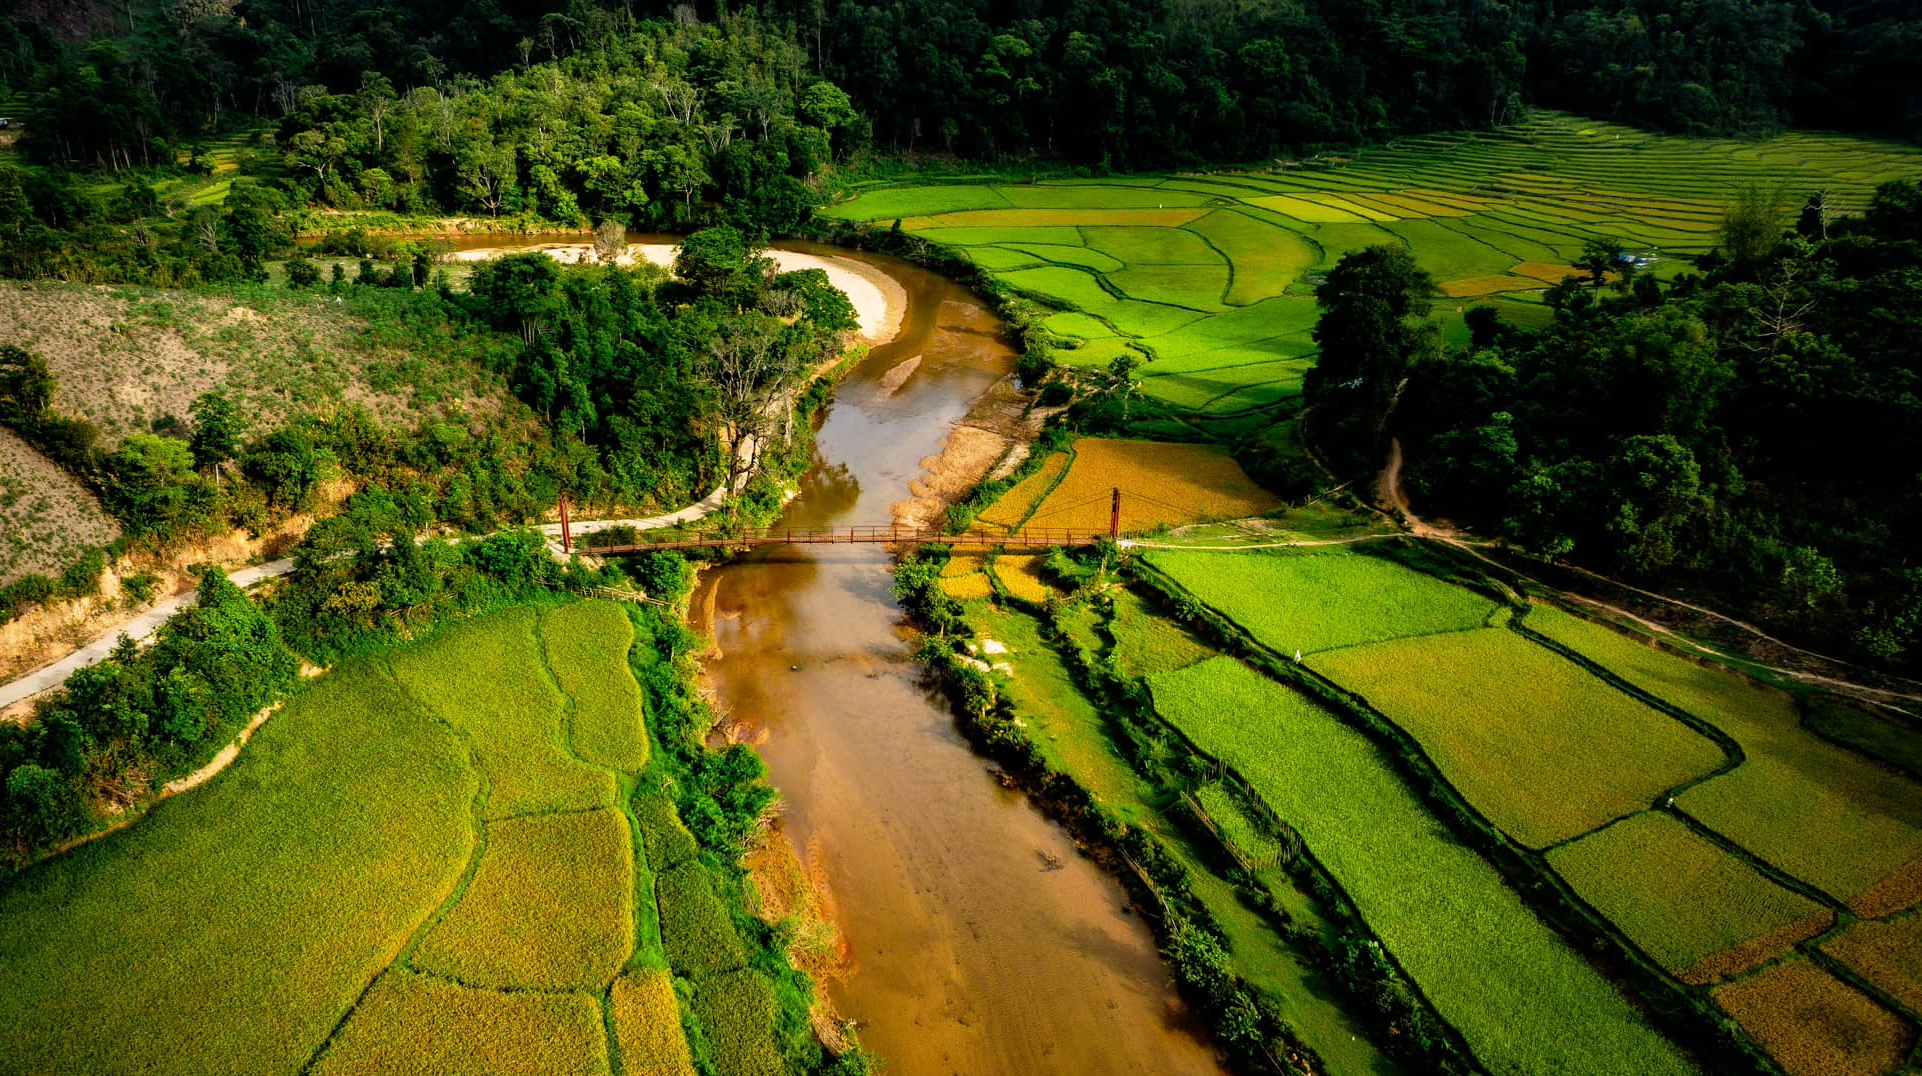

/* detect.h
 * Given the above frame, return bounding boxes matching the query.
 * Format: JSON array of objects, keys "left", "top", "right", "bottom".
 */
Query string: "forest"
[{"left": 1311, "top": 181, "right": 1922, "bottom": 668}]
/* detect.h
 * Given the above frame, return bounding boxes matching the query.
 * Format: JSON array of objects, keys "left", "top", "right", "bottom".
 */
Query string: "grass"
[
  {"left": 412, "top": 808, "right": 635, "bottom": 990},
  {"left": 389, "top": 607, "right": 618, "bottom": 818},
  {"left": 1711, "top": 959, "right": 1915, "bottom": 1076},
  {"left": 691, "top": 969, "right": 787, "bottom": 1076},
  {"left": 313, "top": 969, "right": 610, "bottom": 1076},
  {"left": 1525, "top": 606, "right": 1922, "bottom": 909},
  {"left": 543, "top": 602, "right": 650, "bottom": 772},
  {"left": 1110, "top": 588, "right": 1214, "bottom": 678},
  {"left": 656, "top": 862, "right": 750, "bottom": 981},
  {"left": 1149, "top": 656, "right": 1696, "bottom": 1076},
  {"left": 1020, "top": 438, "right": 1279, "bottom": 533},
  {"left": 1822, "top": 912, "right": 1922, "bottom": 1015},
  {"left": 1307, "top": 628, "right": 1726, "bottom": 847},
  {"left": 611, "top": 970, "right": 699, "bottom": 1076},
  {"left": 827, "top": 112, "right": 1922, "bottom": 413},
  {"left": 964, "top": 602, "right": 1157, "bottom": 815},
  {"left": 1547, "top": 812, "right": 1828, "bottom": 982},
  {"left": 0, "top": 428, "right": 119, "bottom": 586},
  {"left": 0, "top": 662, "right": 478, "bottom": 1076},
  {"left": 1146, "top": 546, "right": 1495, "bottom": 655}
]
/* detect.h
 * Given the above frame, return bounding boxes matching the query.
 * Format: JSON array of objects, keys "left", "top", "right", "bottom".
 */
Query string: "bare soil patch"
[
  {"left": 0, "top": 428, "right": 119, "bottom": 584},
  {"left": 0, "top": 282, "right": 506, "bottom": 445}
]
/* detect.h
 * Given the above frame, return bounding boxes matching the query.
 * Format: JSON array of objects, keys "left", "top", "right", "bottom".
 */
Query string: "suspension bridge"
[{"left": 557, "top": 488, "right": 1150, "bottom": 554}]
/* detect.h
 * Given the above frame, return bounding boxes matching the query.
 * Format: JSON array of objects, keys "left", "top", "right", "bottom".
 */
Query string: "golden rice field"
[
  {"left": 0, "top": 602, "right": 788, "bottom": 1075},
  {"left": 1822, "top": 914, "right": 1922, "bottom": 1016},
  {"left": 1712, "top": 959, "right": 1916, "bottom": 1076},
  {"left": 1011, "top": 438, "right": 1280, "bottom": 534}
]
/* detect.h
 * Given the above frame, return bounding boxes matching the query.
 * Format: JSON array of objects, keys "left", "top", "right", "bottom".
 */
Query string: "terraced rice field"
[
  {"left": 1308, "top": 628, "right": 1726, "bottom": 847},
  {"left": 1143, "top": 546, "right": 1496, "bottom": 655},
  {"left": 1525, "top": 606, "right": 1922, "bottom": 912},
  {"left": 1547, "top": 812, "right": 1829, "bottom": 983},
  {"left": 0, "top": 602, "right": 782, "bottom": 1076},
  {"left": 1712, "top": 959, "right": 1916, "bottom": 1076},
  {"left": 1148, "top": 656, "right": 1696, "bottom": 1076},
  {"left": 824, "top": 112, "right": 1922, "bottom": 413}
]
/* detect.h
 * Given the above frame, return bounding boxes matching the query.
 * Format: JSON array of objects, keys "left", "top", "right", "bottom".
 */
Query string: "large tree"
[{"left": 1303, "top": 245, "right": 1436, "bottom": 469}]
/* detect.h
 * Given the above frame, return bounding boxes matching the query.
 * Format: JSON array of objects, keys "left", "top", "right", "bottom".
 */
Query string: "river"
[
  {"left": 387, "top": 231, "right": 1229, "bottom": 1073},
  {"left": 687, "top": 248, "right": 1227, "bottom": 1074}
]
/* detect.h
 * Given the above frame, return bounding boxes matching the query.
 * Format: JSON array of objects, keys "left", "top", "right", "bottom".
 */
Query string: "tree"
[
  {"left": 188, "top": 390, "right": 243, "bottom": 472},
  {"left": 1720, "top": 184, "right": 1789, "bottom": 270},
  {"left": 285, "top": 255, "right": 320, "bottom": 289},
  {"left": 1304, "top": 246, "right": 1436, "bottom": 467},
  {"left": 674, "top": 226, "right": 772, "bottom": 303},
  {"left": 0, "top": 345, "right": 55, "bottom": 422},
  {"left": 1578, "top": 236, "right": 1628, "bottom": 290}
]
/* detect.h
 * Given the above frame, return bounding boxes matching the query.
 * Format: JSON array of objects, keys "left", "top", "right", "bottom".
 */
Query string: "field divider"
[{"left": 1128, "top": 556, "right": 1787, "bottom": 1076}]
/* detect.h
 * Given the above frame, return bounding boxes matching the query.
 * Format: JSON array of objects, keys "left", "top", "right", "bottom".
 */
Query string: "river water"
[{"left": 689, "top": 249, "right": 1227, "bottom": 1075}]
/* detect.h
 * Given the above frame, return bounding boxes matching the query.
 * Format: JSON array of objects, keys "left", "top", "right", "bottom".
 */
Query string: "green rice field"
[
  {"left": 0, "top": 602, "right": 783, "bottom": 1076},
  {"left": 824, "top": 112, "right": 1922, "bottom": 414},
  {"left": 1307, "top": 628, "right": 1726, "bottom": 847},
  {"left": 1149, "top": 656, "right": 1697, "bottom": 1076},
  {"left": 1526, "top": 605, "right": 1922, "bottom": 911},
  {"left": 1547, "top": 812, "right": 1828, "bottom": 982},
  {"left": 1143, "top": 546, "right": 1497, "bottom": 655}
]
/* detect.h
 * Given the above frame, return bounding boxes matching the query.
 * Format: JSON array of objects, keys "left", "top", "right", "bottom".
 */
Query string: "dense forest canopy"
[
  {"left": 0, "top": 0, "right": 1916, "bottom": 182},
  {"left": 1306, "top": 182, "right": 1922, "bottom": 669}
]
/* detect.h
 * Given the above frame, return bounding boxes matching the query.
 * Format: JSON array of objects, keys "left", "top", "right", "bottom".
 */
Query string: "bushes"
[
  {"left": 656, "top": 862, "right": 749, "bottom": 981},
  {"left": 0, "top": 566, "right": 298, "bottom": 863},
  {"left": 691, "top": 969, "right": 787, "bottom": 1076}
]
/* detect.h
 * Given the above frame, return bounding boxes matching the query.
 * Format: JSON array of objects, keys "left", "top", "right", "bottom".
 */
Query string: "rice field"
[
  {"left": 0, "top": 602, "right": 773, "bottom": 1075},
  {"left": 543, "top": 602, "right": 650, "bottom": 771},
  {"left": 1148, "top": 656, "right": 1697, "bottom": 1076},
  {"left": 824, "top": 112, "right": 1922, "bottom": 413},
  {"left": 1822, "top": 913, "right": 1922, "bottom": 1015},
  {"left": 1308, "top": 628, "right": 1725, "bottom": 847},
  {"left": 1144, "top": 546, "right": 1496, "bottom": 655},
  {"left": 1010, "top": 438, "right": 1280, "bottom": 533},
  {"left": 1110, "top": 589, "right": 1214, "bottom": 678},
  {"left": 1711, "top": 959, "right": 1916, "bottom": 1076},
  {"left": 1525, "top": 606, "right": 1922, "bottom": 911},
  {"left": 411, "top": 808, "right": 635, "bottom": 991},
  {"left": 1546, "top": 812, "right": 1829, "bottom": 982},
  {"left": 313, "top": 969, "right": 612, "bottom": 1076}
]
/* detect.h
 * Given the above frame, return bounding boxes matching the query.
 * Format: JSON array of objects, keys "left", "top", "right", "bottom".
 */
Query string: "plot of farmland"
[
  {"left": 1526, "top": 606, "right": 1922, "bottom": 910},
  {"left": 1148, "top": 657, "right": 1697, "bottom": 1076},
  {"left": 1015, "top": 438, "right": 1280, "bottom": 533},
  {"left": 1712, "top": 959, "right": 1916, "bottom": 1076},
  {"left": 1144, "top": 546, "right": 1495, "bottom": 655},
  {"left": 1547, "top": 812, "right": 1829, "bottom": 982},
  {"left": 1308, "top": 628, "right": 1725, "bottom": 847},
  {"left": 0, "top": 602, "right": 761, "bottom": 1074},
  {"left": 825, "top": 112, "right": 1922, "bottom": 413},
  {"left": 1822, "top": 913, "right": 1922, "bottom": 1015}
]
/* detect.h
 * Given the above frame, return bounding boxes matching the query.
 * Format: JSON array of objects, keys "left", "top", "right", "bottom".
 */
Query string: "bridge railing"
[{"left": 573, "top": 524, "right": 1113, "bottom": 554}]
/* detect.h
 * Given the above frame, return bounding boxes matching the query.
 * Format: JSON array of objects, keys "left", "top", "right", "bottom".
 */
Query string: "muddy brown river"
[{"left": 690, "top": 249, "right": 1227, "bottom": 1074}]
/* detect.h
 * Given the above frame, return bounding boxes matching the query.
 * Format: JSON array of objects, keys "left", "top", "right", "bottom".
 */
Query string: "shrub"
[{"left": 656, "top": 862, "right": 748, "bottom": 980}]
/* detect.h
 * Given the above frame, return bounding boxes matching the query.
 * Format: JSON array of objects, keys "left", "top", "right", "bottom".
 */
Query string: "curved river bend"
[{"left": 692, "top": 248, "right": 1226, "bottom": 1075}]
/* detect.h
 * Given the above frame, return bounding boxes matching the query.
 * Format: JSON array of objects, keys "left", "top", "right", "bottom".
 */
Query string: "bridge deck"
[{"left": 572, "top": 525, "right": 1110, "bottom": 554}]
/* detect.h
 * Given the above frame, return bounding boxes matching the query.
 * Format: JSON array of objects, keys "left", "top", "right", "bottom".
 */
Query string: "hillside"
[{"left": 0, "top": 283, "right": 515, "bottom": 446}]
